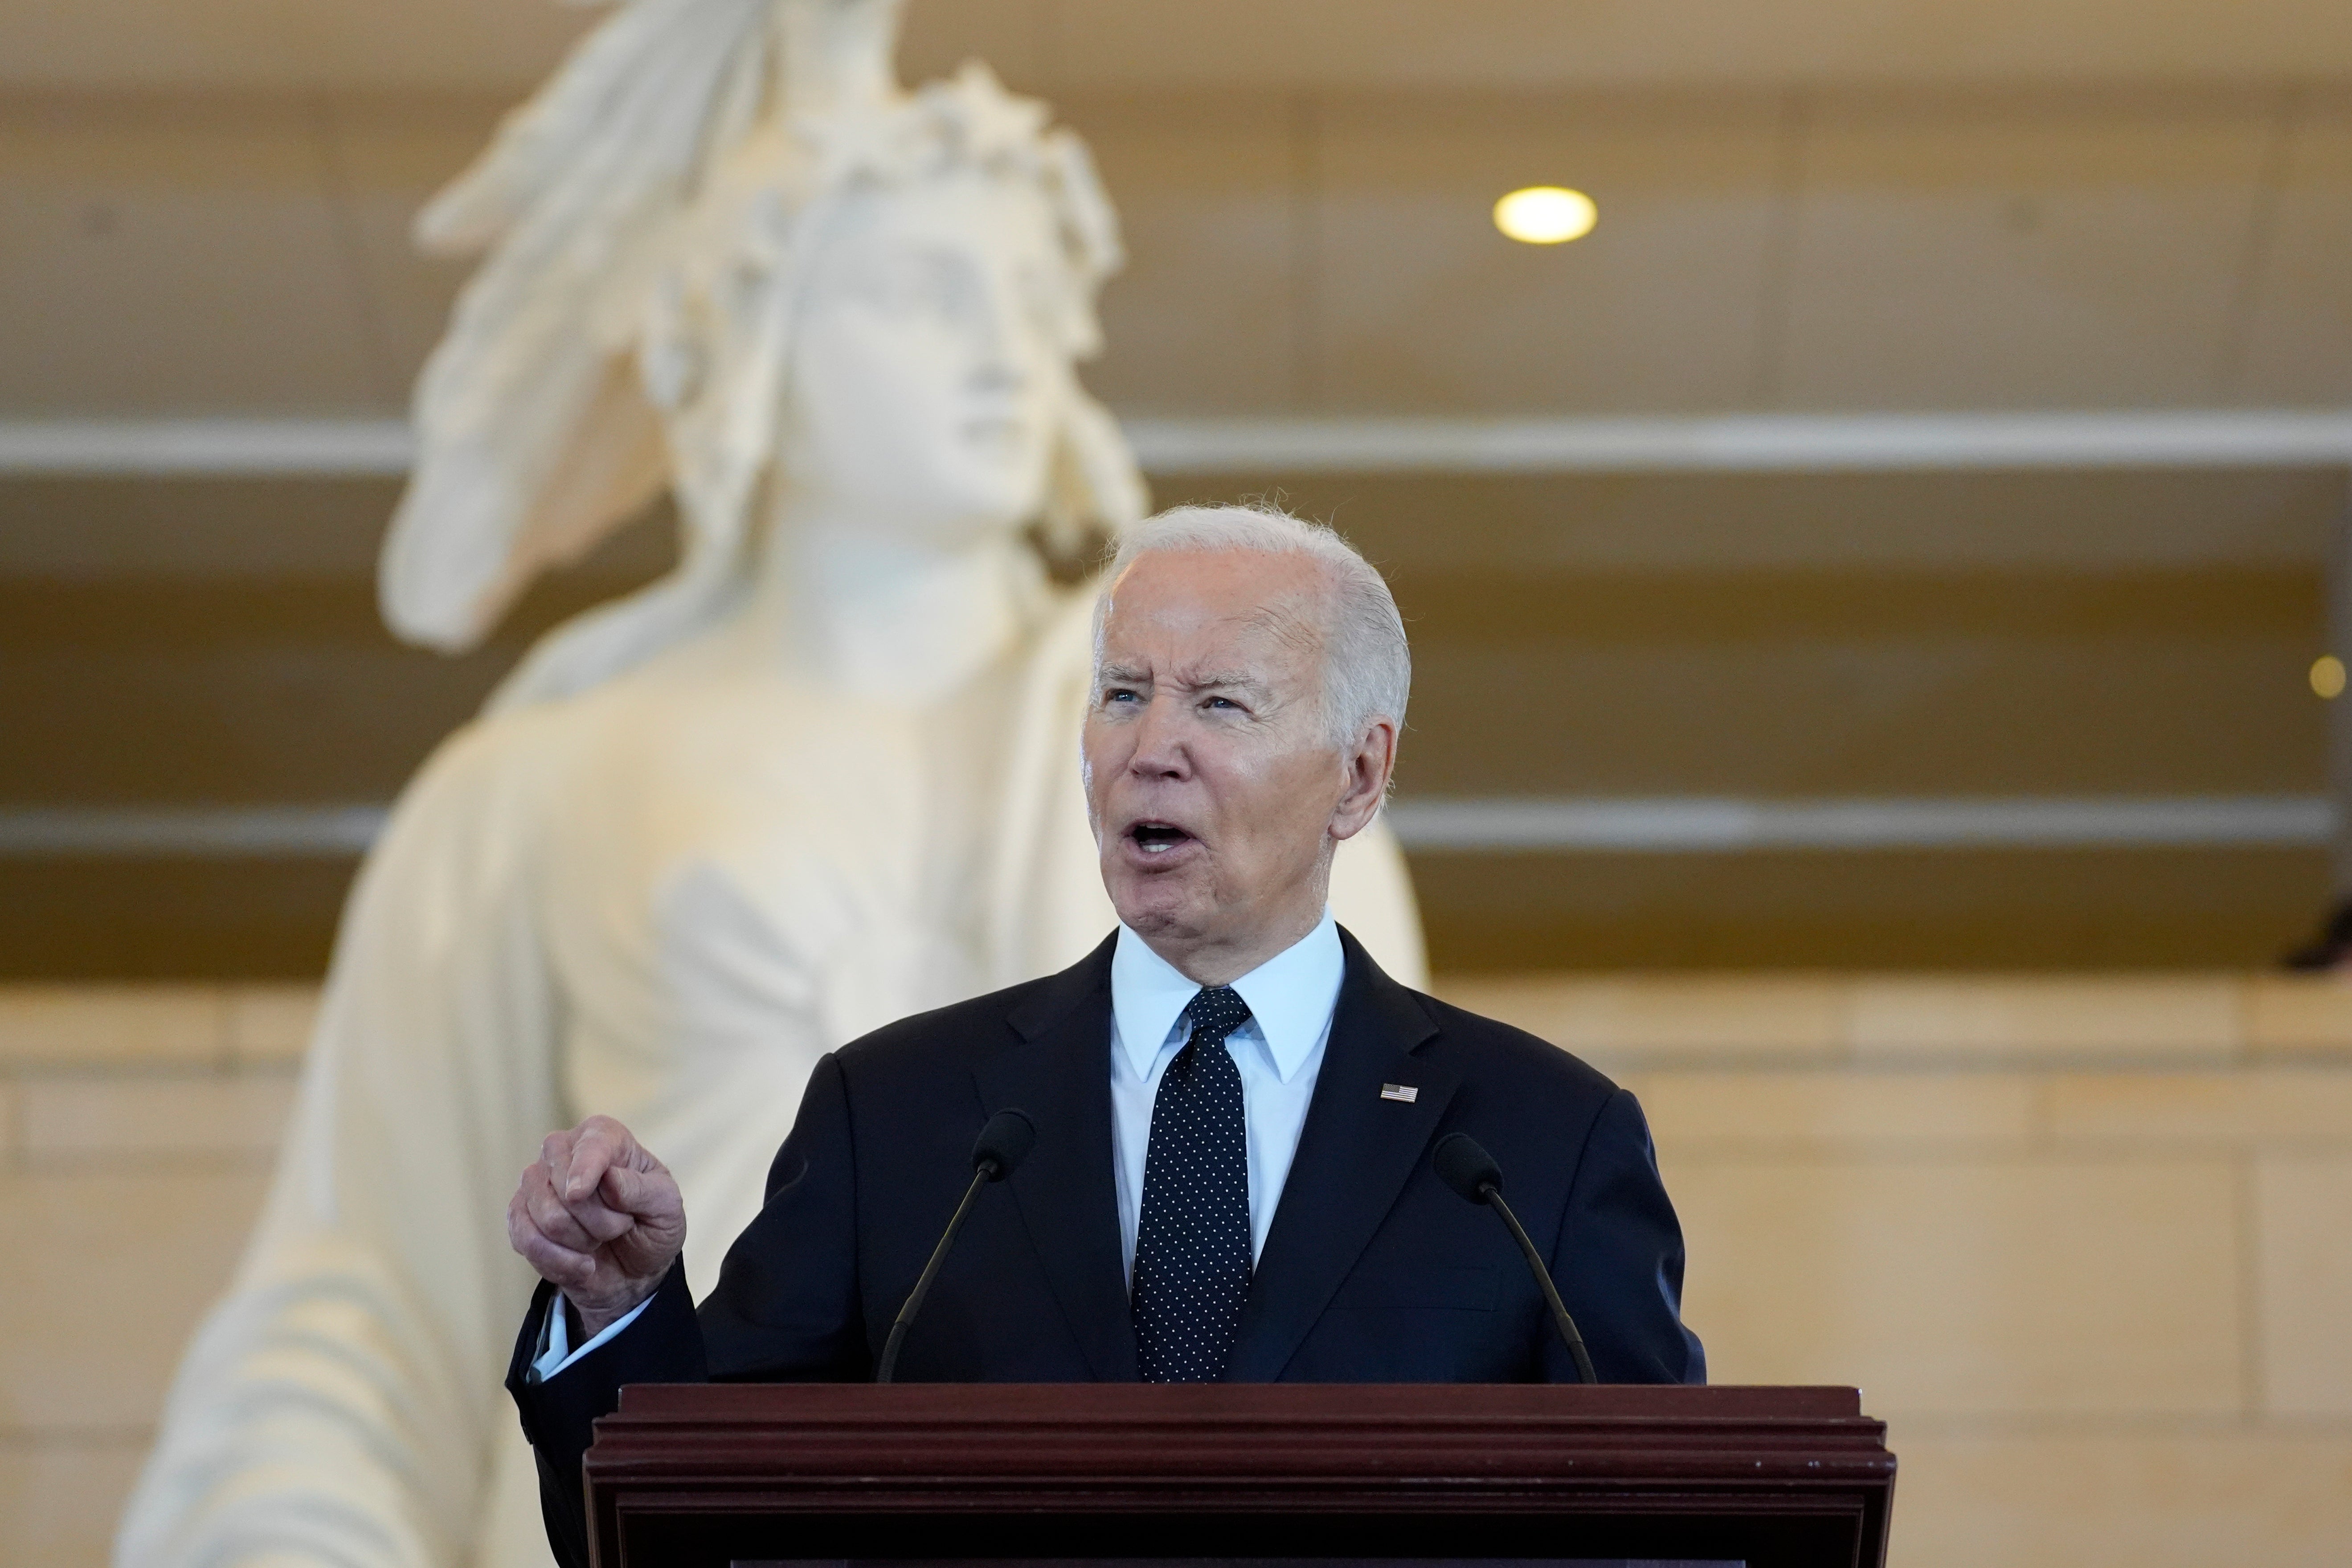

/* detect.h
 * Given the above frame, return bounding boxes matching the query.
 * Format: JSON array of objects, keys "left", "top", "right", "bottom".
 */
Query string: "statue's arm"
[{"left": 117, "top": 722, "right": 564, "bottom": 1568}]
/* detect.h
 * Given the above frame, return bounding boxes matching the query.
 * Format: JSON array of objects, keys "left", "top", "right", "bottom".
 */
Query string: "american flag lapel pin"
[{"left": 1379, "top": 1083, "right": 1419, "bottom": 1103}]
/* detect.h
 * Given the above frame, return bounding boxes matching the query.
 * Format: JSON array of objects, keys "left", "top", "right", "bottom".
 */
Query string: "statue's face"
[{"left": 779, "top": 165, "right": 1075, "bottom": 543}]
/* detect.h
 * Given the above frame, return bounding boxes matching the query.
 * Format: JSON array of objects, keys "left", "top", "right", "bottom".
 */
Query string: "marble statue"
[{"left": 116, "top": 2, "right": 1425, "bottom": 1564}]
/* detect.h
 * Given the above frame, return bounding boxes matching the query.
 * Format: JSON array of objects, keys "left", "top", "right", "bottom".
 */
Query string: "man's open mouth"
[{"left": 1129, "top": 822, "right": 1194, "bottom": 855}]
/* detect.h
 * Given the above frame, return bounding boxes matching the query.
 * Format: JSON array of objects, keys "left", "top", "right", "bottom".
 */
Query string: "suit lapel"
[
  {"left": 1227, "top": 930, "right": 1456, "bottom": 1381},
  {"left": 974, "top": 933, "right": 1140, "bottom": 1381}
]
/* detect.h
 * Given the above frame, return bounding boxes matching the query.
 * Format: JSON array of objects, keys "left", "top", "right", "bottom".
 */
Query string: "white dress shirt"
[
  {"left": 1108, "top": 910, "right": 1342, "bottom": 1281},
  {"left": 536, "top": 910, "right": 1346, "bottom": 1379}
]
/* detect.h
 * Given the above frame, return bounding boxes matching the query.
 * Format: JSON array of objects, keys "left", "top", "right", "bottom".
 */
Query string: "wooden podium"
[{"left": 580, "top": 1384, "right": 1894, "bottom": 1568}]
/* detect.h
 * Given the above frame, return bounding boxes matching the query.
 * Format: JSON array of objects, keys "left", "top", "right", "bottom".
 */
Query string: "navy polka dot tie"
[{"left": 1132, "top": 986, "right": 1253, "bottom": 1383}]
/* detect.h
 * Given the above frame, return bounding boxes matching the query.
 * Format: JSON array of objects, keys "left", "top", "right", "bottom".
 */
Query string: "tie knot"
[{"left": 1183, "top": 985, "right": 1252, "bottom": 1046}]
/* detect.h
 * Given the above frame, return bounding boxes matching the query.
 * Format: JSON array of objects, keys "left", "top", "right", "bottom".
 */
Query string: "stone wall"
[
  {"left": 3, "top": 974, "right": 2348, "bottom": 1565},
  {"left": 0, "top": 985, "right": 304, "bottom": 1565},
  {"left": 1448, "top": 972, "right": 2352, "bottom": 1566}
]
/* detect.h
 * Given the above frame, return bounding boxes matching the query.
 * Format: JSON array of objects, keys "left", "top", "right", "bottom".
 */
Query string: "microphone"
[
  {"left": 1432, "top": 1131, "right": 1597, "bottom": 1384},
  {"left": 875, "top": 1109, "right": 1036, "bottom": 1383}
]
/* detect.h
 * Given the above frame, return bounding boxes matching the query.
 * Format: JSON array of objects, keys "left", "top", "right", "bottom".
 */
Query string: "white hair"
[{"left": 1092, "top": 502, "right": 1411, "bottom": 750}]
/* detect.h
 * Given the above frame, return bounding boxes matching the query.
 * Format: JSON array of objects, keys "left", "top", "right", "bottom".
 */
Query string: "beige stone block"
[
  {"left": 2042, "top": 1069, "right": 2352, "bottom": 1147},
  {"left": 898, "top": 0, "right": 1049, "bottom": 91},
  {"left": 25, "top": 1076, "right": 297, "bottom": 1159},
  {"left": 2245, "top": 973, "right": 2352, "bottom": 1056},
  {"left": 1066, "top": 93, "right": 1306, "bottom": 413},
  {"left": 226, "top": 983, "right": 322, "bottom": 1067},
  {"left": 2255, "top": 1155, "right": 2352, "bottom": 1417},
  {"left": 0, "top": 101, "right": 391, "bottom": 412},
  {"left": 1849, "top": 976, "right": 2237, "bottom": 1063},
  {"left": 0, "top": 1438, "right": 149, "bottom": 1568},
  {"left": 0, "top": 0, "right": 591, "bottom": 95},
  {"left": 1433, "top": 974, "right": 1843, "bottom": 1064},
  {"left": 0, "top": 1170, "right": 267, "bottom": 1429},
  {"left": 1886, "top": 1431, "right": 2352, "bottom": 1568},
  {"left": 319, "top": 100, "right": 501, "bottom": 390},
  {"left": 1666, "top": 1155, "right": 2242, "bottom": 1417},
  {"left": 1045, "top": 1, "right": 2352, "bottom": 90},
  {"left": 0, "top": 985, "right": 225, "bottom": 1068},
  {"left": 1313, "top": 93, "right": 1786, "bottom": 413},
  {"left": 2240, "top": 93, "right": 2352, "bottom": 404},
  {"left": 1781, "top": 95, "right": 2273, "bottom": 409},
  {"left": 1626, "top": 1070, "right": 2033, "bottom": 1151}
]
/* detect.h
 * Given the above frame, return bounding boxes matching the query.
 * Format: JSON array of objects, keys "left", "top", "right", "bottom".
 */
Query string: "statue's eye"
[{"left": 856, "top": 252, "right": 961, "bottom": 318}]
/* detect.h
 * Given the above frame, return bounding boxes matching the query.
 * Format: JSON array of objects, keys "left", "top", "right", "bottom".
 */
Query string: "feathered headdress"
[{"left": 378, "top": 0, "right": 1144, "bottom": 706}]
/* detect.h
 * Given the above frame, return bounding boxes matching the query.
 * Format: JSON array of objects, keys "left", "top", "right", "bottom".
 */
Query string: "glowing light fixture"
[
  {"left": 2314, "top": 655, "right": 2346, "bottom": 699},
  {"left": 1494, "top": 186, "right": 1598, "bottom": 245}
]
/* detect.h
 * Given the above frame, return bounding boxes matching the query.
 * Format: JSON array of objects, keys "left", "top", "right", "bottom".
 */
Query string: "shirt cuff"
[{"left": 529, "top": 1291, "right": 657, "bottom": 1383}]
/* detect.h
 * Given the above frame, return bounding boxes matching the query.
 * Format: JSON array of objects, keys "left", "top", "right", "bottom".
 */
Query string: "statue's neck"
[{"left": 743, "top": 495, "right": 1041, "bottom": 705}]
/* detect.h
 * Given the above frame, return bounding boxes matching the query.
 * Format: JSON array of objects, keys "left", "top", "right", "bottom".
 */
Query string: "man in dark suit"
[{"left": 504, "top": 503, "right": 1704, "bottom": 1568}]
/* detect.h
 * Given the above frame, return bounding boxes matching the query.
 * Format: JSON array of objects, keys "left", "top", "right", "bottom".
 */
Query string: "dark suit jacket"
[{"left": 506, "top": 928, "right": 1705, "bottom": 1568}]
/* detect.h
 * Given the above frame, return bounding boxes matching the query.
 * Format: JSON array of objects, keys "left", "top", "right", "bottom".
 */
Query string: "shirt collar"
[{"left": 1110, "top": 911, "right": 1343, "bottom": 1085}]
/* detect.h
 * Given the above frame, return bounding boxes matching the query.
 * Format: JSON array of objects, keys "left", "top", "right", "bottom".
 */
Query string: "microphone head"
[
  {"left": 1432, "top": 1131, "right": 1503, "bottom": 1204},
  {"left": 972, "top": 1108, "right": 1036, "bottom": 1181}
]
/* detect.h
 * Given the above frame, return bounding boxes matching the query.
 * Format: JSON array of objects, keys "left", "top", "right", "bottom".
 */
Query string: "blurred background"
[{"left": 3, "top": 1, "right": 2350, "bottom": 1564}]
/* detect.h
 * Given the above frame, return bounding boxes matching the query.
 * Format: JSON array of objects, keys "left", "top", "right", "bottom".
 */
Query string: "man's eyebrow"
[
  {"left": 1176, "top": 669, "right": 1268, "bottom": 694},
  {"left": 1094, "top": 663, "right": 1272, "bottom": 696}
]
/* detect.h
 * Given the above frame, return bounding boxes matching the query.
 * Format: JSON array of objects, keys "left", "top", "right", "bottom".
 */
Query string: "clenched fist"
[{"left": 507, "top": 1115, "right": 686, "bottom": 1336}]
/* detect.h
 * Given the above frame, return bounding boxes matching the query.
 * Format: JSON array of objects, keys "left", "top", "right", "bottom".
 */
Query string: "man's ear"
[{"left": 1328, "top": 717, "right": 1398, "bottom": 843}]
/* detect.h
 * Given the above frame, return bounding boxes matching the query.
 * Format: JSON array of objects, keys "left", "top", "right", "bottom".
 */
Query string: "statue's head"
[
  {"left": 647, "top": 58, "right": 1132, "bottom": 565},
  {"left": 777, "top": 162, "right": 1072, "bottom": 546},
  {"left": 383, "top": 0, "right": 1145, "bottom": 686}
]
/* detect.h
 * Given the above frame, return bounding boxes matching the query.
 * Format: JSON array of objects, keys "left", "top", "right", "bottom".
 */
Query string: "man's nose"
[{"left": 1125, "top": 693, "right": 1189, "bottom": 778}]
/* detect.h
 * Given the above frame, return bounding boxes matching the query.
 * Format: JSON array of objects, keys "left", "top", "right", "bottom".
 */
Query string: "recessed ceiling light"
[
  {"left": 1494, "top": 186, "right": 1597, "bottom": 245},
  {"left": 2312, "top": 655, "right": 2345, "bottom": 699}
]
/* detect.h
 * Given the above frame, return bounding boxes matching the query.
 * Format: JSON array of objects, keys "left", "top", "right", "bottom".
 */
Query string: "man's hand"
[{"left": 508, "top": 1116, "right": 686, "bottom": 1337}]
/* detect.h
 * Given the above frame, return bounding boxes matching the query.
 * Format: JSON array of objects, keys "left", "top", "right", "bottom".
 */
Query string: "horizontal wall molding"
[
  {"left": 0, "top": 806, "right": 389, "bottom": 856},
  {"left": 0, "top": 419, "right": 416, "bottom": 476},
  {"left": 6, "top": 411, "right": 2352, "bottom": 479},
  {"left": 1129, "top": 411, "right": 2352, "bottom": 474},
  {"left": 0, "top": 796, "right": 2329, "bottom": 859},
  {"left": 1386, "top": 794, "right": 2335, "bottom": 852}
]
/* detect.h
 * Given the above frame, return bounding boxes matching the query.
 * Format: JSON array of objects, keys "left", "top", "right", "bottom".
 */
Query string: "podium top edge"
[{"left": 609, "top": 1383, "right": 1868, "bottom": 1424}]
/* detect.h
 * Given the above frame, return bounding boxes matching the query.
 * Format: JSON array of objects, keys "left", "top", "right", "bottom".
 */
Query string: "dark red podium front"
[{"left": 579, "top": 1383, "right": 1894, "bottom": 1568}]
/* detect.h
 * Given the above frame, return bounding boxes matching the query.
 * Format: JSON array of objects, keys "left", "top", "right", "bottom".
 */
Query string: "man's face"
[{"left": 1084, "top": 549, "right": 1362, "bottom": 955}]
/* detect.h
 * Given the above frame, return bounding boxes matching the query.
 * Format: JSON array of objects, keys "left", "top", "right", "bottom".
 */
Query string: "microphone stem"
[
  {"left": 1482, "top": 1182, "right": 1598, "bottom": 1384},
  {"left": 876, "top": 1161, "right": 994, "bottom": 1384}
]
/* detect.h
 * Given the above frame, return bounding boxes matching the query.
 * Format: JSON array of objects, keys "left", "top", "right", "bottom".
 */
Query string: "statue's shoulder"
[
  {"left": 994, "top": 579, "right": 1104, "bottom": 719},
  {"left": 364, "top": 692, "right": 606, "bottom": 869},
  {"left": 833, "top": 936, "right": 1112, "bottom": 1081},
  {"left": 1033, "top": 582, "right": 1101, "bottom": 668},
  {"left": 416, "top": 689, "right": 597, "bottom": 795},
  {"left": 441, "top": 653, "right": 780, "bottom": 783}
]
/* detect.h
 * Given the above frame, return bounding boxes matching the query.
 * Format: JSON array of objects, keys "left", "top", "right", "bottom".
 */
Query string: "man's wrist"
[{"left": 569, "top": 1282, "right": 657, "bottom": 1340}]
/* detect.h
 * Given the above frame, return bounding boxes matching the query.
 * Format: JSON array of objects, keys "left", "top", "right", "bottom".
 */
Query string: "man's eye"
[
  {"left": 1104, "top": 688, "right": 1140, "bottom": 704},
  {"left": 1204, "top": 696, "right": 1239, "bottom": 711}
]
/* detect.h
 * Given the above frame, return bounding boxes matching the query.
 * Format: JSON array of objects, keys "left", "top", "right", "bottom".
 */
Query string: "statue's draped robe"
[{"left": 116, "top": 586, "right": 1425, "bottom": 1568}]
